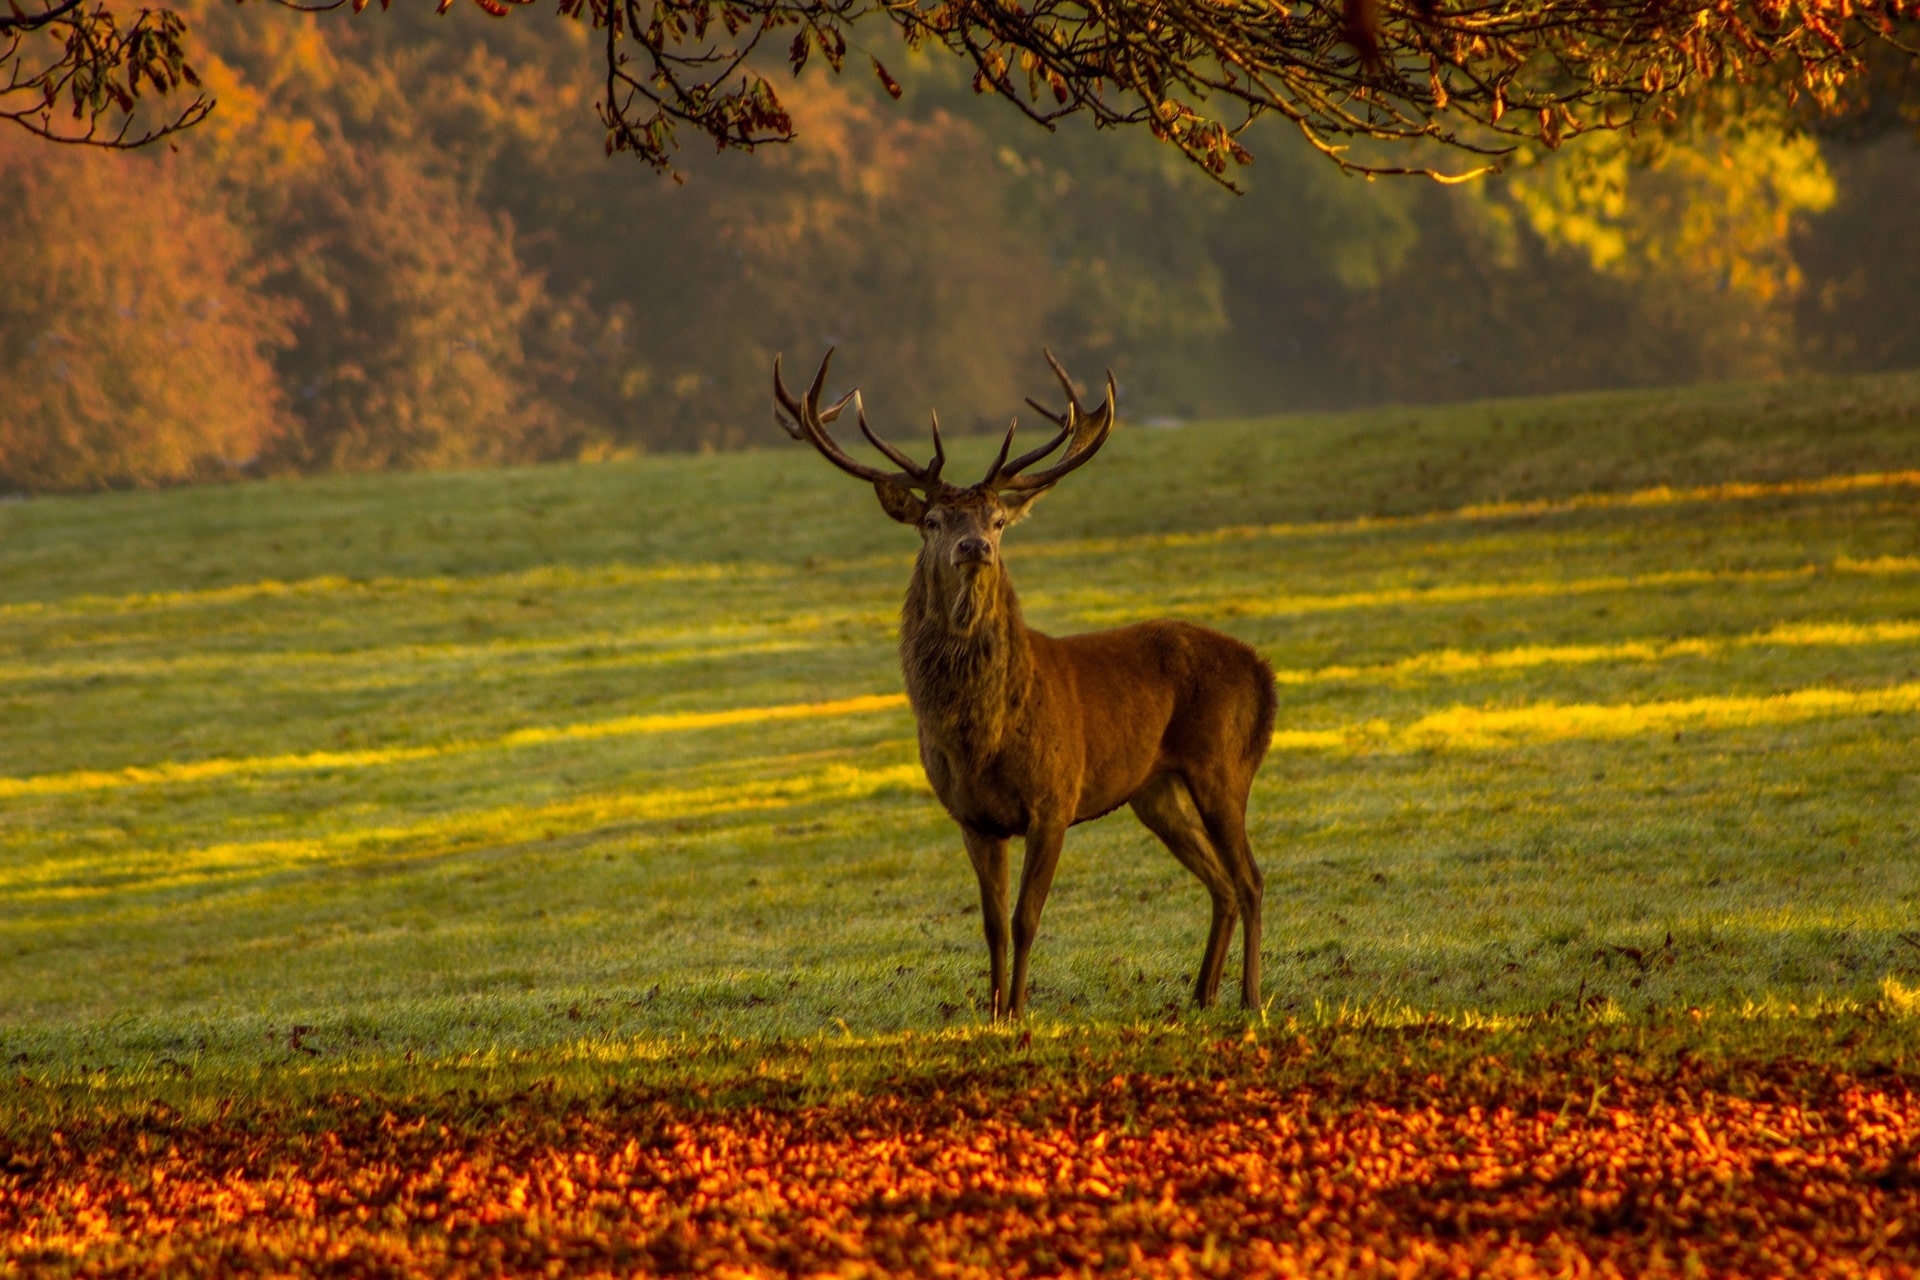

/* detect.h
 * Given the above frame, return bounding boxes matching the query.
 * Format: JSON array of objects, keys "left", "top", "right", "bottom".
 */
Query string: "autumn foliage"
[
  {"left": 262, "top": 147, "right": 556, "bottom": 473},
  {"left": 8, "top": 1035, "right": 1920, "bottom": 1276},
  {"left": 0, "top": 132, "right": 285, "bottom": 492},
  {"left": 6, "top": 0, "right": 1920, "bottom": 184},
  {"left": 3, "top": 0, "right": 1920, "bottom": 491}
]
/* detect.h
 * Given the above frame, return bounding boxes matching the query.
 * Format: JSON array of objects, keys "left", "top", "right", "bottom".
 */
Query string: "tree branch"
[
  {"left": 3, "top": 0, "right": 1918, "bottom": 176},
  {"left": 0, "top": 0, "right": 83, "bottom": 33}
]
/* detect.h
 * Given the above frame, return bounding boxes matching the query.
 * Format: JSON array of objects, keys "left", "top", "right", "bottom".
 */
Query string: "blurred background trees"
[
  {"left": 0, "top": 129, "right": 285, "bottom": 492},
  {"left": 2, "top": 2, "right": 1918, "bottom": 491}
]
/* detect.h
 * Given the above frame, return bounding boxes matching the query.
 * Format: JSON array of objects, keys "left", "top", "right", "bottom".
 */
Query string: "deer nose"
[{"left": 953, "top": 536, "right": 994, "bottom": 565}]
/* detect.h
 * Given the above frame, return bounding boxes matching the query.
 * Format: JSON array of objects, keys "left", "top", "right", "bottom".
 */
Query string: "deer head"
[{"left": 773, "top": 349, "right": 1116, "bottom": 581}]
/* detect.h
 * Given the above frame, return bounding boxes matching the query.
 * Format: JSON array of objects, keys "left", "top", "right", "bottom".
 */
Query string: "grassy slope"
[{"left": 3, "top": 369, "right": 1920, "bottom": 1099}]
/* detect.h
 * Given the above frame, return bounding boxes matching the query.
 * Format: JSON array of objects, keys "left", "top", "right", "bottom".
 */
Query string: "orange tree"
[
  {"left": 0, "top": 132, "right": 286, "bottom": 490},
  {"left": 4, "top": 0, "right": 1918, "bottom": 179}
]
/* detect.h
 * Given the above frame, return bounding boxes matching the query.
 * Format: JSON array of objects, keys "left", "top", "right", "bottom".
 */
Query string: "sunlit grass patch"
[
  {"left": 1070, "top": 554, "right": 1920, "bottom": 625},
  {"left": 1397, "top": 679, "right": 1920, "bottom": 748},
  {"left": 0, "top": 753, "right": 928, "bottom": 903},
  {"left": 0, "top": 693, "right": 910, "bottom": 798},
  {"left": 1275, "top": 617, "right": 1920, "bottom": 685},
  {"left": 0, "top": 558, "right": 795, "bottom": 623},
  {"left": 1024, "top": 465, "right": 1920, "bottom": 562},
  {"left": 0, "top": 636, "right": 820, "bottom": 690},
  {"left": 1264, "top": 678, "right": 1920, "bottom": 752}
]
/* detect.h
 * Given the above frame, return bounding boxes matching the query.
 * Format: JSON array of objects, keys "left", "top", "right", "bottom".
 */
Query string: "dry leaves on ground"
[{"left": 6, "top": 1043, "right": 1920, "bottom": 1276}]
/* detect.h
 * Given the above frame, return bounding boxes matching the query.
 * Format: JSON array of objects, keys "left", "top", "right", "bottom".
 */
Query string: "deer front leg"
[
  {"left": 1008, "top": 817, "right": 1068, "bottom": 1019},
  {"left": 962, "top": 827, "right": 1011, "bottom": 1020}
]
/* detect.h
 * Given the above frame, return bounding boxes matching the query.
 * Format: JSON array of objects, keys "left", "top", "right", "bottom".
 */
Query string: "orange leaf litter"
[{"left": 7, "top": 1059, "right": 1920, "bottom": 1277}]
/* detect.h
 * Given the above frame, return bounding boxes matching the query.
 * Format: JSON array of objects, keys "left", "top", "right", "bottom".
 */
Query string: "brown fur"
[
  {"left": 896, "top": 489, "right": 1276, "bottom": 1017},
  {"left": 775, "top": 350, "right": 1276, "bottom": 1017}
]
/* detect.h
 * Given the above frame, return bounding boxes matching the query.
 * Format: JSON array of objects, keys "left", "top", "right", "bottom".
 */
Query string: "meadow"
[
  {"left": 5, "top": 369, "right": 1920, "bottom": 1077},
  {"left": 10, "top": 370, "right": 1920, "bottom": 1272}
]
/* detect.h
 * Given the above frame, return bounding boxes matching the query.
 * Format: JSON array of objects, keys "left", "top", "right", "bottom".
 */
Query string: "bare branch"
[{"left": 0, "top": 0, "right": 82, "bottom": 32}]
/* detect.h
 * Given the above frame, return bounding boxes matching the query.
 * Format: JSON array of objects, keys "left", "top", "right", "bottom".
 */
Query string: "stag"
[{"left": 774, "top": 351, "right": 1277, "bottom": 1017}]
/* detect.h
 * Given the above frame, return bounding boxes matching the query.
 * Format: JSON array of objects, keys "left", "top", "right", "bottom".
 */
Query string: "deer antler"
[
  {"left": 775, "top": 350, "right": 944, "bottom": 489},
  {"left": 984, "top": 349, "right": 1117, "bottom": 492}
]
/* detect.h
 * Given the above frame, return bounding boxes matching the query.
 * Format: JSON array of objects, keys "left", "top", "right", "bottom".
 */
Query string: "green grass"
[{"left": 4, "top": 368, "right": 1920, "bottom": 1096}]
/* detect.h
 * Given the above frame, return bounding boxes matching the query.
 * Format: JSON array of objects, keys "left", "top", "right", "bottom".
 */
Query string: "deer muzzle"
[{"left": 952, "top": 536, "right": 994, "bottom": 567}]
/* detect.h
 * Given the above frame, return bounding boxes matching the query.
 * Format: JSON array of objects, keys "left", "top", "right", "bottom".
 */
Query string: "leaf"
[{"left": 870, "top": 55, "right": 901, "bottom": 100}]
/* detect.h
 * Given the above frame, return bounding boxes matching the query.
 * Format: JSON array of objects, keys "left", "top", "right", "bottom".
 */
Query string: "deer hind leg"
[
  {"left": 1130, "top": 773, "right": 1238, "bottom": 1008},
  {"left": 1186, "top": 779, "right": 1265, "bottom": 1011},
  {"left": 962, "top": 827, "right": 1011, "bottom": 1021}
]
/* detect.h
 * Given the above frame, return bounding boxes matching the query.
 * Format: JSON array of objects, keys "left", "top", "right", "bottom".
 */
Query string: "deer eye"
[
  {"left": 924, "top": 513, "right": 941, "bottom": 529},
  {"left": 992, "top": 516, "right": 1006, "bottom": 529}
]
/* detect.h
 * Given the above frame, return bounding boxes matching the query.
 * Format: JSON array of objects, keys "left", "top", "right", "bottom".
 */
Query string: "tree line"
[{"left": 2, "top": 2, "right": 1918, "bottom": 492}]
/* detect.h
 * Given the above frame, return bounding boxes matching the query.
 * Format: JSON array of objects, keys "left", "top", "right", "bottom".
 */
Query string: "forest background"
[{"left": 3, "top": 2, "right": 1919, "bottom": 493}]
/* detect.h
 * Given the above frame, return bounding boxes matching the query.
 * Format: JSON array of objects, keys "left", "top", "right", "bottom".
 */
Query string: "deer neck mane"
[{"left": 899, "top": 551, "right": 1033, "bottom": 753}]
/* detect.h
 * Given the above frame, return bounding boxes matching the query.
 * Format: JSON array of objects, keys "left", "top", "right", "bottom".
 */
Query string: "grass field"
[{"left": 7, "top": 370, "right": 1920, "bottom": 1272}]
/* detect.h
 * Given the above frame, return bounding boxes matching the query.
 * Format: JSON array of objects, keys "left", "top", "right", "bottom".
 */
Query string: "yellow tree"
[{"left": 0, "top": 133, "right": 286, "bottom": 490}]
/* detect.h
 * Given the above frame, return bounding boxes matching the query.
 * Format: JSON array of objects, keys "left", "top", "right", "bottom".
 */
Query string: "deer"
[{"left": 773, "top": 350, "right": 1277, "bottom": 1019}]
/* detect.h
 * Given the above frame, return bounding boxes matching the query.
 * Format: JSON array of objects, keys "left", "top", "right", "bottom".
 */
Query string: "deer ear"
[
  {"left": 874, "top": 478, "right": 926, "bottom": 525},
  {"left": 1000, "top": 486, "right": 1051, "bottom": 525}
]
